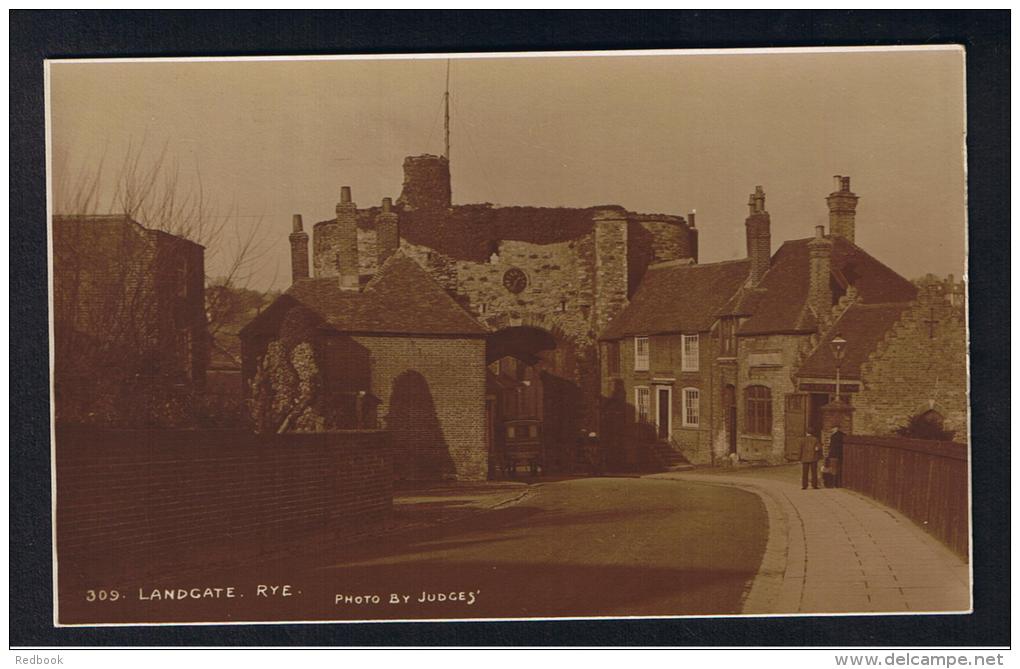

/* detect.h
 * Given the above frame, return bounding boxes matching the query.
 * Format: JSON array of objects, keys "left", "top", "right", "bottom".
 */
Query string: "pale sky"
[{"left": 48, "top": 48, "right": 967, "bottom": 290}]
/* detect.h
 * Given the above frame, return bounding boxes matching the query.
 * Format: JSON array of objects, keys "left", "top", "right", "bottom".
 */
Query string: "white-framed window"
[
  {"left": 634, "top": 336, "right": 650, "bottom": 371},
  {"left": 682, "top": 387, "right": 700, "bottom": 427},
  {"left": 682, "top": 334, "right": 699, "bottom": 372},
  {"left": 635, "top": 386, "right": 651, "bottom": 424}
]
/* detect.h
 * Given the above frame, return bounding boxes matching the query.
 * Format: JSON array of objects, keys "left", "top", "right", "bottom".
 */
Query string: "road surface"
[{"left": 59, "top": 477, "right": 767, "bottom": 624}]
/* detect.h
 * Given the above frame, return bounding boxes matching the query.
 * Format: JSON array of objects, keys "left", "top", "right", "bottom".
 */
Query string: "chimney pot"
[
  {"left": 688, "top": 210, "right": 696, "bottom": 228},
  {"left": 826, "top": 175, "right": 859, "bottom": 243},
  {"left": 335, "top": 189, "right": 359, "bottom": 291},
  {"left": 745, "top": 186, "right": 771, "bottom": 285},
  {"left": 288, "top": 214, "right": 309, "bottom": 282},
  {"left": 815, "top": 224, "right": 825, "bottom": 239},
  {"left": 382, "top": 197, "right": 392, "bottom": 213},
  {"left": 833, "top": 175, "right": 842, "bottom": 192}
]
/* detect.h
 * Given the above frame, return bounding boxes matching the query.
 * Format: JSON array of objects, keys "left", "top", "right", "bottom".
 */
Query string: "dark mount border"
[{"left": 10, "top": 10, "right": 1009, "bottom": 647}]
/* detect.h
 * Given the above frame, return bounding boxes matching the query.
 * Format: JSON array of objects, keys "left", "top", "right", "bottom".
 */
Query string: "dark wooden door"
[
  {"left": 656, "top": 388, "right": 671, "bottom": 441},
  {"left": 784, "top": 393, "right": 808, "bottom": 461}
]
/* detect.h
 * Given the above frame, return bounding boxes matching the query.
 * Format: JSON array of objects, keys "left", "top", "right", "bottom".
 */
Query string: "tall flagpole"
[{"left": 443, "top": 59, "right": 450, "bottom": 161}]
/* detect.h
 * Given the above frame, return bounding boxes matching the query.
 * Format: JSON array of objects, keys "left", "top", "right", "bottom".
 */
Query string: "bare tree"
[{"left": 52, "top": 140, "right": 275, "bottom": 426}]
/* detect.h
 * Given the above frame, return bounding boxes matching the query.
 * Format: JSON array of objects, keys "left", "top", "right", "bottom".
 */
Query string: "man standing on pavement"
[
  {"left": 827, "top": 426, "right": 845, "bottom": 488},
  {"left": 800, "top": 429, "right": 822, "bottom": 490}
]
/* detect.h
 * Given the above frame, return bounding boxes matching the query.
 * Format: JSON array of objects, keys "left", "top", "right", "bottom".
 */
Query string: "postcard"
[{"left": 46, "top": 46, "right": 970, "bottom": 626}]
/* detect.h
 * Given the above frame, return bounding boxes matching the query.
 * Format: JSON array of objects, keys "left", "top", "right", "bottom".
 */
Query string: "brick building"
[
  {"left": 241, "top": 200, "right": 490, "bottom": 480},
  {"left": 272, "top": 155, "right": 698, "bottom": 477},
  {"left": 52, "top": 214, "right": 208, "bottom": 425},
  {"left": 597, "top": 177, "right": 957, "bottom": 466},
  {"left": 599, "top": 258, "right": 750, "bottom": 467}
]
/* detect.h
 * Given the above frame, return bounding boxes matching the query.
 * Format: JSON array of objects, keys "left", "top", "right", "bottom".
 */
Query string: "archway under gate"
[{"left": 485, "top": 324, "right": 583, "bottom": 477}]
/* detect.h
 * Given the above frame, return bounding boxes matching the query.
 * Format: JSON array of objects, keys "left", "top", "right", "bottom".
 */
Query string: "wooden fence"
[{"left": 843, "top": 435, "right": 969, "bottom": 558}]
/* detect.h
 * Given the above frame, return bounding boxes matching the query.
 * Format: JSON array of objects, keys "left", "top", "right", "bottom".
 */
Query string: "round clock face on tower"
[{"left": 502, "top": 267, "right": 528, "bottom": 294}]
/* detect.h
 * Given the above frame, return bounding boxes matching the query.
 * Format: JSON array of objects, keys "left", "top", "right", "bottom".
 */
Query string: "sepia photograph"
[{"left": 45, "top": 45, "right": 973, "bottom": 627}]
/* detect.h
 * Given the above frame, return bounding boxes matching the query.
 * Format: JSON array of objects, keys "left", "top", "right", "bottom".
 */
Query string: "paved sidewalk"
[{"left": 648, "top": 471, "right": 971, "bottom": 615}]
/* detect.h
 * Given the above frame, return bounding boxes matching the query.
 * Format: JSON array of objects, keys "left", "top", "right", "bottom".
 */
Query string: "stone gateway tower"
[{"left": 287, "top": 154, "right": 699, "bottom": 476}]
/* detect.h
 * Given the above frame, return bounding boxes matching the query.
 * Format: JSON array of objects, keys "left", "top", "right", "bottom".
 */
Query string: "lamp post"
[{"left": 829, "top": 334, "right": 847, "bottom": 403}]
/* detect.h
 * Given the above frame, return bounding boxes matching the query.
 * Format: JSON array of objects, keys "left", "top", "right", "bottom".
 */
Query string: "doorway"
[
  {"left": 808, "top": 393, "right": 831, "bottom": 436},
  {"left": 656, "top": 386, "right": 672, "bottom": 441}
]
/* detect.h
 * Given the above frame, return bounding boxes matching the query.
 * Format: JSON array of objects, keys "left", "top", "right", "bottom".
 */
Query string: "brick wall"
[
  {"left": 55, "top": 426, "right": 392, "bottom": 579},
  {"left": 854, "top": 294, "right": 968, "bottom": 438},
  {"left": 356, "top": 335, "right": 488, "bottom": 481}
]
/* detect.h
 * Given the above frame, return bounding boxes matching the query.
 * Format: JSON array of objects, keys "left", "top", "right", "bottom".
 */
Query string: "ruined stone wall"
[
  {"left": 313, "top": 225, "right": 378, "bottom": 281},
  {"left": 854, "top": 294, "right": 968, "bottom": 439},
  {"left": 594, "top": 212, "right": 629, "bottom": 337},
  {"left": 312, "top": 222, "right": 340, "bottom": 279},
  {"left": 396, "top": 154, "right": 451, "bottom": 211},
  {"left": 400, "top": 231, "right": 605, "bottom": 433},
  {"left": 637, "top": 218, "right": 692, "bottom": 263}
]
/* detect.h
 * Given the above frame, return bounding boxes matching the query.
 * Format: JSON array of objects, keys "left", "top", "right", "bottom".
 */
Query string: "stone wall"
[
  {"left": 400, "top": 233, "right": 603, "bottom": 435},
  {"left": 358, "top": 335, "right": 488, "bottom": 481},
  {"left": 854, "top": 293, "right": 969, "bottom": 439},
  {"left": 594, "top": 211, "right": 629, "bottom": 336},
  {"left": 396, "top": 154, "right": 451, "bottom": 211},
  {"left": 55, "top": 426, "right": 392, "bottom": 581}
]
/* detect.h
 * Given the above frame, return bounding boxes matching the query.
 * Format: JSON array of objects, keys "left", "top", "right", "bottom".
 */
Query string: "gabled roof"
[
  {"left": 240, "top": 251, "right": 487, "bottom": 339},
  {"left": 724, "top": 236, "right": 917, "bottom": 336},
  {"left": 600, "top": 259, "right": 750, "bottom": 340},
  {"left": 796, "top": 302, "right": 911, "bottom": 379}
]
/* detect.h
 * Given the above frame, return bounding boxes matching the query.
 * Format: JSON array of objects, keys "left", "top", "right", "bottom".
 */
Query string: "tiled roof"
[
  {"left": 600, "top": 259, "right": 750, "bottom": 340},
  {"left": 796, "top": 302, "right": 911, "bottom": 379},
  {"left": 317, "top": 204, "right": 684, "bottom": 263},
  {"left": 241, "top": 251, "right": 487, "bottom": 338},
  {"left": 727, "top": 236, "right": 917, "bottom": 335}
]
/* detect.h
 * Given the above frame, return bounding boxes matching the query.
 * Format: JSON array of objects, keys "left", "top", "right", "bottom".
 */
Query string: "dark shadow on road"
[{"left": 57, "top": 477, "right": 768, "bottom": 624}]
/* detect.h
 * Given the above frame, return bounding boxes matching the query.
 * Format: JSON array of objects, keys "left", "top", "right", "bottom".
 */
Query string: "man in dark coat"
[
  {"left": 800, "top": 430, "right": 822, "bottom": 490},
  {"left": 827, "top": 426, "right": 845, "bottom": 488}
]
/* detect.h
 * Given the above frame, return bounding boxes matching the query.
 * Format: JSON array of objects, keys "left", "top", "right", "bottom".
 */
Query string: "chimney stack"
[
  {"left": 808, "top": 224, "right": 834, "bottom": 327},
  {"left": 745, "top": 186, "right": 771, "bottom": 285},
  {"left": 688, "top": 210, "right": 699, "bottom": 264},
  {"left": 289, "top": 214, "right": 309, "bottom": 282},
  {"left": 336, "top": 186, "right": 360, "bottom": 291},
  {"left": 376, "top": 196, "right": 400, "bottom": 266},
  {"left": 826, "top": 175, "right": 859, "bottom": 244}
]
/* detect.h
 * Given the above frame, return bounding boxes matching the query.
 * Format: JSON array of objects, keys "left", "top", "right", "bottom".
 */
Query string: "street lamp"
[{"left": 829, "top": 334, "right": 847, "bottom": 403}]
